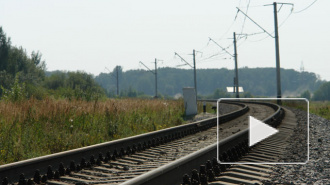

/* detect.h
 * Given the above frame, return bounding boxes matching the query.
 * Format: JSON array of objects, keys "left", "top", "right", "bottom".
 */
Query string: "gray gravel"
[{"left": 269, "top": 108, "right": 329, "bottom": 184}]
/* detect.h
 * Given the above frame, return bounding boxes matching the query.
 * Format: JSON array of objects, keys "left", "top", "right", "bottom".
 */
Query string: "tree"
[
  {"left": 300, "top": 90, "right": 311, "bottom": 100},
  {"left": 43, "top": 71, "right": 106, "bottom": 101},
  {"left": 95, "top": 67, "right": 324, "bottom": 98},
  {"left": 0, "top": 27, "right": 46, "bottom": 98},
  {"left": 211, "top": 88, "right": 231, "bottom": 99},
  {"left": 313, "top": 82, "right": 330, "bottom": 101},
  {"left": 0, "top": 27, "right": 11, "bottom": 72}
]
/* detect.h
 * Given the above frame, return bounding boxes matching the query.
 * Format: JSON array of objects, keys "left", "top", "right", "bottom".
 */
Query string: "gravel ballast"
[{"left": 269, "top": 108, "right": 329, "bottom": 184}]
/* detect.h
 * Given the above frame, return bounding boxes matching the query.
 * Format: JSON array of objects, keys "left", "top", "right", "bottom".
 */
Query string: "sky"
[{"left": 0, "top": 0, "right": 329, "bottom": 81}]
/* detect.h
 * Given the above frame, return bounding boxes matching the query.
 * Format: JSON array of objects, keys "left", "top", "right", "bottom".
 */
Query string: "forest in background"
[
  {"left": 95, "top": 67, "right": 325, "bottom": 99},
  {"left": 1, "top": 26, "right": 330, "bottom": 101}
]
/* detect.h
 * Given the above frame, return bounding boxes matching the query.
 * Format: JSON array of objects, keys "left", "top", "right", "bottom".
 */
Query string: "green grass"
[
  {"left": 0, "top": 98, "right": 185, "bottom": 164},
  {"left": 197, "top": 101, "right": 216, "bottom": 114},
  {"left": 309, "top": 101, "right": 330, "bottom": 120},
  {"left": 283, "top": 100, "right": 330, "bottom": 120}
]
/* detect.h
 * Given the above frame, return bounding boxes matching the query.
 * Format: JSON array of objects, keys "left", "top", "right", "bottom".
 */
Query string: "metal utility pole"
[
  {"left": 209, "top": 37, "right": 239, "bottom": 98},
  {"left": 116, "top": 66, "right": 119, "bottom": 96},
  {"left": 193, "top": 49, "right": 197, "bottom": 97},
  {"left": 139, "top": 59, "right": 158, "bottom": 98},
  {"left": 233, "top": 77, "right": 236, "bottom": 92},
  {"left": 233, "top": 32, "right": 239, "bottom": 98},
  {"left": 174, "top": 51, "right": 197, "bottom": 96},
  {"left": 155, "top": 58, "right": 158, "bottom": 98},
  {"left": 237, "top": 3, "right": 291, "bottom": 104},
  {"left": 105, "top": 66, "right": 120, "bottom": 96},
  {"left": 273, "top": 2, "right": 282, "bottom": 103}
]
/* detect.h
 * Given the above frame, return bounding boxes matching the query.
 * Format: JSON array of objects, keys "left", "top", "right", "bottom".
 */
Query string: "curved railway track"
[{"left": 0, "top": 101, "right": 290, "bottom": 185}]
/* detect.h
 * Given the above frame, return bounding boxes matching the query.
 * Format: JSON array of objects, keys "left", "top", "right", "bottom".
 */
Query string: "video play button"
[{"left": 249, "top": 116, "right": 279, "bottom": 147}]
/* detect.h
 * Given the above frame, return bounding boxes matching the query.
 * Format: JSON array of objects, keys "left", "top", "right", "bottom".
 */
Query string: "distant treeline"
[
  {"left": 95, "top": 67, "right": 325, "bottom": 98},
  {"left": 1, "top": 26, "right": 329, "bottom": 101}
]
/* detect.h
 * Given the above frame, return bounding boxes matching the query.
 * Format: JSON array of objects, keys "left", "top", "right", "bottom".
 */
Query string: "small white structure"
[
  {"left": 182, "top": 87, "right": 197, "bottom": 116},
  {"left": 226, "top": 87, "right": 244, "bottom": 93}
]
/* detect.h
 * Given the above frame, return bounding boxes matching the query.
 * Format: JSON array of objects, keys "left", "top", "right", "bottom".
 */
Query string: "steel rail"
[
  {"left": 0, "top": 102, "right": 248, "bottom": 184},
  {"left": 121, "top": 102, "right": 284, "bottom": 185}
]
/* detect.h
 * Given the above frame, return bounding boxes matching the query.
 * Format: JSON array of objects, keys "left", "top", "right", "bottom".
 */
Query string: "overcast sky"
[{"left": 1, "top": 0, "right": 329, "bottom": 80}]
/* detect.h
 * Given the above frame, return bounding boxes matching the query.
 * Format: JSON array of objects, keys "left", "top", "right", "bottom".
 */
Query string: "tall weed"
[{"left": 0, "top": 98, "right": 184, "bottom": 164}]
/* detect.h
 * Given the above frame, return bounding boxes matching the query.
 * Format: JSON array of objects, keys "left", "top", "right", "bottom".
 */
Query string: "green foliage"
[
  {"left": 0, "top": 27, "right": 46, "bottom": 99},
  {"left": 44, "top": 71, "right": 106, "bottom": 101},
  {"left": 242, "top": 91, "right": 253, "bottom": 98},
  {"left": 95, "top": 67, "right": 325, "bottom": 98},
  {"left": 1, "top": 73, "right": 26, "bottom": 102},
  {"left": 313, "top": 82, "right": 330, "bottom": 101},
  {"left": 300, "top": 90, "right": 311, "bottom": 100},
  {"left": 0, "top": 27, "right": 11, "bottom": 72},
  {"left": 0, "top": 27, "right": 106, "bottom": 101},
  {"left": 210, "top": 88, "right": 231, "bottom": 99},
  {"left": 310, "top": 101, "right": 330, "bottom": 120},
  {"left": 119, "top": 86, "right": 146, "bottom": 98}
]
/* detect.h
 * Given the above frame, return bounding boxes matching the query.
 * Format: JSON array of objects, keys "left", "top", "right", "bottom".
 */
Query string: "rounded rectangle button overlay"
[{"left": 217, "top": 98, "right": 309, "bottom": 164}]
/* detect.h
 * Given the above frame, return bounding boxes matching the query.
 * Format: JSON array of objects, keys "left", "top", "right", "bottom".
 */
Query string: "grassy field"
[
  {"left": 0, "top": 98, "right": 184, "bottom": 165},
  {"left": 310, "top": 101, "right": 330, "bottom": 120},
  {"left": 283, "top": 100, "right": 330, "bottom": 120}
]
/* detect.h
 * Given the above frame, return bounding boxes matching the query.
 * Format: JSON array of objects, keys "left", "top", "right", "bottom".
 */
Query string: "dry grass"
[{"left": 0, "top": 98, "right": 184, "bottom": 164}]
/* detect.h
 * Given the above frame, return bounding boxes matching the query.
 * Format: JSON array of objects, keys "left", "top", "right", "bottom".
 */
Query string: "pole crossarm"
[
  {"left": 208, "top": 37, "right": 233, "bottom": 57},
  {"left": 236, "top": 7, "right": 274, "bottom": 38},
  {"left": 139, "top": 61, "right": 155, "bottom": 74},
  {"left": 264, "top": 3, "right": 294, "bottom": 6},
  {"left": 174, "top": 52, "right": 193, "bottom": 68},
  {"left": 104, "top": 67, "right": 117, "bottom": 80}
]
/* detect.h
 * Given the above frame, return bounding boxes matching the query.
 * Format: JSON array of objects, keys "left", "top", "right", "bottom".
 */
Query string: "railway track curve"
[{"left": 0, "top": 101, "right": 287, "bottom": 185}]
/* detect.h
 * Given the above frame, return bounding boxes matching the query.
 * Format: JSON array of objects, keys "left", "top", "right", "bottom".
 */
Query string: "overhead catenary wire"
[
  {"left": 216, "top": 10, "right": 239, "bottom": 42},
  {"left": 294, "top": 0, "right": 318, "bottom": 13},
  {"left": 198, "top": 52, "right": 228, "bottom": 62},
  {"left": 208, "top": 37, "right": 233, "bottom": 57},
  {"left": 238, "top": 0, "right": 251, "bottom": 40},
  {"left": 138, "top": 1, "right": 310, "bottom": 72},
  {"left": 246, "top": 4, "right": 293, "bottom": 43},
  {"left": 236, "top": 7, "right": 274, "bottom": 38}
]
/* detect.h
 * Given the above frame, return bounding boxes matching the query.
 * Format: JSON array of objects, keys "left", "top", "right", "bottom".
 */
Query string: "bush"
[{"left": 1, "top": 73, "right": 26, "bottom": 102}]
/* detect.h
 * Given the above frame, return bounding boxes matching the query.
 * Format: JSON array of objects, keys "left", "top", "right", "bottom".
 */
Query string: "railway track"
[{"left": 0, "top": 101, "right": 289, "bottom": 185}]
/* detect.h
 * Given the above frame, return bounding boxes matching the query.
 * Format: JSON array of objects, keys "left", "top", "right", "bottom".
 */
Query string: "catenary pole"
[
  {"left": 116, "top": 66, "right": 119, "bottom": 96},
  {"left": 155, "top": 58, "right": 158, "bottom": 98},
  {"left": 233, "top": 32, "right": 239, "bottom": 98},
  {"left": 274, "top": 2, "right": 282, "bottom": 104},
  {"left": 193, "top": 50, "right": 197, "bottom": 98}
]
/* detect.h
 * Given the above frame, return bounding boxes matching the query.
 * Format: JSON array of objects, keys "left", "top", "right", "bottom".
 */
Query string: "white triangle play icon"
[{"left": 249, "top": 116, "right": 279, "bottom": 147}]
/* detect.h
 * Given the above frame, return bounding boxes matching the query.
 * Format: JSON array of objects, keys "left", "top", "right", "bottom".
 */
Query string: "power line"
[
  {"left": 139, "top": 59, "right": 159, "bottom": 98},
  {"left": 174, "top": 51, "right": 197, "bottom": 96},
  {"left": 238, "top": 0, "right": 251, "bottom": 40},
  {"left": 174, "top": 52, "right": 193, "bottom": 68},
  {"left": 105, "top": 66, "right": 120, "bottom": 96},
  {"left": 236, "top": 7, "right": 274, "bottom": 38},
  {"left": 199, "top": 52, "right": 227, "bottom": 62},
  {"left": 242, "top": 6, "right": 293, "bottom": 43},
  {"left": 294, "top": 0, "right": 318, "bottom": 13},
  {"left": 217, "top": 11, "right": 239, "bottom": 41},
  {"left": 208, "top": 37, "right": 233, "bottom": 57}
]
